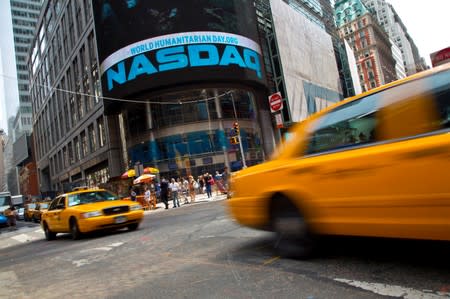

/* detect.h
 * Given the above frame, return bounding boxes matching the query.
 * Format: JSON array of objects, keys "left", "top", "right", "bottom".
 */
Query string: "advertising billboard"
[{"left": 92, "top": 0, "right": 266, "bottom": 103}]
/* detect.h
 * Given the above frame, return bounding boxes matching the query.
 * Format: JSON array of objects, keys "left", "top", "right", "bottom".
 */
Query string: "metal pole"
[
  {"left": 214, "top": 89, "right": 230, "bottom": 171},
  {"left": 230, "top": 92, "right": 247, "bottom": 169}
]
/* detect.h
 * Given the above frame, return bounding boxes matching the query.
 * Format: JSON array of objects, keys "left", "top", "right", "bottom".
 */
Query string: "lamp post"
[{"left": 230, "top": 92, "right": 247, "bottom": 169}]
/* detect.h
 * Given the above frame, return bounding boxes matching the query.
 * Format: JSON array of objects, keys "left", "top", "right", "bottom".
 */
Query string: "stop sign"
[{"left": 268, "top": 92, "right": 283, "bottom": 113}]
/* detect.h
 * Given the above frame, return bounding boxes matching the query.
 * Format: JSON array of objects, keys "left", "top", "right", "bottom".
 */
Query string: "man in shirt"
[{"left": 169, "top": 178, "right": 181, "bottom": 208}]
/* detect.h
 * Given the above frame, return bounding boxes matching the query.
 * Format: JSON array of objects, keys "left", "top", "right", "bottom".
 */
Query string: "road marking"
[
  {"left": 81, "top": 247, "right": 113, "bottom": 252},
  {"left": 109, "top": 242, "right": 124, "bottom": 247},
  {"left": 11, "top": 234, "right": 31, "bottom": 243},
  {"left": 72, "top": 259, "right": 91, "bottom": 267},
  {"left": 262, "top": 256, "right": 280, "bottom": 266},
  {"left": 34, "top": 229, "right": 44, "bottom": 234},
  {"left": 334, "top": 278, "right": 449, "bottom": 298}
]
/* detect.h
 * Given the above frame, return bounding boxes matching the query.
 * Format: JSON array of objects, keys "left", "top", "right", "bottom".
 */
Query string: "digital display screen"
[{"left": 92, "top": 0, "right": 267, "bottom": 103}]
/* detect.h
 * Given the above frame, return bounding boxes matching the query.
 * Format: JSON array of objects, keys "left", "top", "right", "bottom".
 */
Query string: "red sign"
[
  {"left": 430, "top": 47, "right": 450, "bottom": 67},
  {"left": 269, "top": 92, "right": 283, "bottom": 113}
]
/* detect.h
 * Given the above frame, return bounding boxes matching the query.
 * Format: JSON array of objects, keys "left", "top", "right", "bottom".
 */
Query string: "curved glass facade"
[{"left": 125, "top": 89, "right": 264, "bottom": 178}]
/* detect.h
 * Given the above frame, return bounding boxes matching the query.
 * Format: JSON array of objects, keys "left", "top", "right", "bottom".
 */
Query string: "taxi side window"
[
  {"left": 306, "top": 94, "right": 379, "bottom": 155},
  {"left": 57, "top": 197, "right": 66, "bottom": 209},
  {"left": 48, "top": 198, "right": 59, "bottom": 211},
  {"left": 378, "top": 69, "right": 450, "bottom": 140}
]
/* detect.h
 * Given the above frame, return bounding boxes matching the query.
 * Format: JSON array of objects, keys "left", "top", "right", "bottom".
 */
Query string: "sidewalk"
[{"left": 143, "top": 192, "right": 228, "bottom": 215}]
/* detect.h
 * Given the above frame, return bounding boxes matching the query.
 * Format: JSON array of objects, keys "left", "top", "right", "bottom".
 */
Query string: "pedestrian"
[
  {"left": 188, "top": 175, "right": 196, "bottom": 203},
  {"left": 150, "top": 182, "right": 157, "bottom": 210},
  {"left": 5, "top": 205, "right": 17, "bottom": 230},
  {"left": 130, "top": 187, "right": 137, "bottom": 202},
  {"left": 169, "top": 178, "right": 181, "bottom": 208},
  {"left": 182, "top": 177, "right": 190, "bottom": 204},
  {"left": 160, "top": 178, "right": 169, "bottom": 209},
  {"left": 205, "top": 173, "right": 213, "bottom": 198},
  {"left": 214, "top": 171, "right": 222, "bottom": 196},
  {"left": 198, "top": 176, "right": 205, "bottom": 194},
  {"left": 144, "top": 186, "right": 151, "bottom": 210},
  {"left": 222, "top": 167, "right": 230, "bottom": 194}
]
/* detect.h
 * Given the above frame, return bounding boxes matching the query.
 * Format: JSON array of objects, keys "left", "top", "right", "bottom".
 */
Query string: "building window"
[
  {"left": 88, "top": 124, "right": 97, "bottom": 152},
  {"left": 81, "top": 131, "right": 88, "bottom": 157},
  {"left": 74, "top": 137, "right": 81, "bottom": 161},
  {"left": 98, "top": 116, "right": 106, "bottom": 147}
]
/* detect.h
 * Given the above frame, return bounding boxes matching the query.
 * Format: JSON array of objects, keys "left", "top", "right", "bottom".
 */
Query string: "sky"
[
  {"left": 387, "top": 0, "right": 450, "bottom": 66},
  {"left": 0, "top": 0, "right": 450, "bottom": 133}
]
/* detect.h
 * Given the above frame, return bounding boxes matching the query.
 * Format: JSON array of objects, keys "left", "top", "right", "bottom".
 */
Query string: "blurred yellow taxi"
[
  {"left": 41, "top": 188, "right": 144, "bottom": 240},
  {"left": 32, "top": 201, "right": 51, "bottom": 223},
  {"left": 24, "top": 203, "right": 36, "bottom": 222},
  {"left": 228, "top": 63, "right": 450, "bottom": 257}
]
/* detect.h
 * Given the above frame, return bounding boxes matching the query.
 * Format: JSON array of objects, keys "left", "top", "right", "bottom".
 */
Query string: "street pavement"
[
  {"left": 0, "top": 192, "right": 227, "bottom": 250},
  {"left": 0, "top": 196, "right": 449, "bottom": 299}
]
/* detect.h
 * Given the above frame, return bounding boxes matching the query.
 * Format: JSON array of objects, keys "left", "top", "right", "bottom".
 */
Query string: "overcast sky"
[{"left": 1, "top": 0, "right": 449, "bottom": 133}]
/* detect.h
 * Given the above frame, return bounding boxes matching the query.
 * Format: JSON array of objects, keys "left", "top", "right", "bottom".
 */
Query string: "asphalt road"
[{"left": 0, "top": 200, "right": 449, "bottom": 299}]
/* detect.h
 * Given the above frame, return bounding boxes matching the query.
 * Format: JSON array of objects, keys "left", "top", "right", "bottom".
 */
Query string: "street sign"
[
  {"left": 275, "top": 113, "right": 284, "bottom": 129},
  {"left": 268, "top": 92, "right": 283, "bottom": 113}
]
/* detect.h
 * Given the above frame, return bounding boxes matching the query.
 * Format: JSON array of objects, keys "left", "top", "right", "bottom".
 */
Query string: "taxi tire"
[
  {"left": 127, "top": 223, "right": 139, "bottom": 231},
  {"left": 70, "top": 218, "right": 82, "bottom": 240},
  {"left": 43, "top": 222, "right": 56, "bottom": 241},
  {"left": 272, "top": 199, "right": 314, "bottom": 259}
]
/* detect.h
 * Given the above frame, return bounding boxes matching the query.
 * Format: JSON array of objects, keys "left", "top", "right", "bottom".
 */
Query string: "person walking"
[
  {"left": 188, "top": 176, "right": 196, "bottom": 203},
  {"left": 130, "top": 187, "right": 137, "bottom": 202},
  {"left": 205, "top": 173, "right": 213, "bottom": 198},
  {"left": 160, "top": 178, "right": 169, "bottom": 209},
  {"left": 169, "top": 178, "right": 181, "bottom": 208},
  {"left": 150, "top": 182, "right": 157, "bottom": 210},
  {"left": 144, "top": 186, "right": 151, "bottom": 210},
  {"left": 5, "top": 205, "right": 17, "bottom": 230},
  {"left": 198, "top": 176, "right": 205, "bottom": 194}
]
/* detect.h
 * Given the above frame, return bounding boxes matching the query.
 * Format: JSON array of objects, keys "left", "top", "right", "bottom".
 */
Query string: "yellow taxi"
[
  {"left": 228, "top": 63, "right": 450, "bottom": 257},
  {"left": 24, "top": 203, "right": 37, "bottom": 222},
  {"left": 41, "top": 188, "right": 144, "bottom": 240},
  {"left": 32, "top": 201, "right": 51, "bottom": 223}
]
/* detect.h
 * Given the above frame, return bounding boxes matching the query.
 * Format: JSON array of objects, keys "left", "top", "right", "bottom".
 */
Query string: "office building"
[
  {"left": 31, "top": 0, "right": 343, "bottom": 194},
  {"left": 362, "top": 0, "right": 426, "bottom": 75},
  {"left": 10, "top": 0, "right": 42, "bottom": 140},
  {"left": 335, "top": 0, "right": 397, "bottom": 91}
]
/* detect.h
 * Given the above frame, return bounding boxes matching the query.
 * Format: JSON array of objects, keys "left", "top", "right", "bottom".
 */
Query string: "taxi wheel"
[
  {"left": 70, "top": 218, "right": 82, "bottom": 240},
  {"left": 272, "top": 199, "right": 314, "bottom": 259},
  {"left": 43, "top": 222, "right": 56, "bottom": 241},
  {"left": 127, "top": 223, "right": 139, "bottom": 231}
]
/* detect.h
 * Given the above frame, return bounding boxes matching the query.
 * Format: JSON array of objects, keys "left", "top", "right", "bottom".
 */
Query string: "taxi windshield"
[
  {"left": 68, "top": 191, "right": 118, "bottom": 207},
  {"left": 40, "top": 203, "right": 49, "bottom": 209}
]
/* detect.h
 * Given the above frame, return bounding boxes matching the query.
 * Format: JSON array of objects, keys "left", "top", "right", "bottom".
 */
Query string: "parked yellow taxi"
[
  {"left": 41, "top": 188, "right": 144, "bottom": 240},
  {"left": 228, "top": 63, "right": 450, "bottom": 257}
]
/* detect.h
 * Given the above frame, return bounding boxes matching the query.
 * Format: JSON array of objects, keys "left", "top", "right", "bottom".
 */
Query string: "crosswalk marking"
[
  {"left": 11, "top": 234, "right": 31, "bottom": 243},
  {"left": 334, "top": 278, "right": 449, "bottom": 299}
]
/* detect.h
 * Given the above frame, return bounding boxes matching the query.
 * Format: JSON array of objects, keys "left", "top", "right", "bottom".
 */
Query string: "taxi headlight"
[
  {"left": 130, "top": 204, "right": 142, "bottom": 211},
  {"left": 82, "top": 211, "right": 102, "bottom": 218}
]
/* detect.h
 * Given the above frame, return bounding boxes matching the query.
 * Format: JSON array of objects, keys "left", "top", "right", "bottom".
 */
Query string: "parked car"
[
  {"left": 228, "top": 63, "right": 450, "bottom": 258},
  {"left": 16, "top": 208, "right": 25, "bottom": 221},
  {"left": 41, "top": 187, "right": 144, "bottom": 240},
  {"left": 0, "top": 214, "right": 8, "bottom": 227}
]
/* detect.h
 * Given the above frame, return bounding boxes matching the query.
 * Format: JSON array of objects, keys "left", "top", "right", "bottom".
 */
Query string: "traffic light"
[
  {"left": 232, "top": 122, "right": 240, "bottom": 135},
  {"left": 229, "top": 136, "right": 239, "bottom": 145}
]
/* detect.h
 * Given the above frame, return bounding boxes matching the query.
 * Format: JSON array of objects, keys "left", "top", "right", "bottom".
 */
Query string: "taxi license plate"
[{"left": 115, "top": 216, "right": 127, "bottom": 224}]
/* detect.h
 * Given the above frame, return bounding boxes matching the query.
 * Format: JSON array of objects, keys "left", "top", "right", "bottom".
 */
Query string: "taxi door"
[
  {"left": 48, "top": 197, "right": 67, "bottom": 232},
  {"left": 373, "top": 70, "right": 450, "bottom": 240}
]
